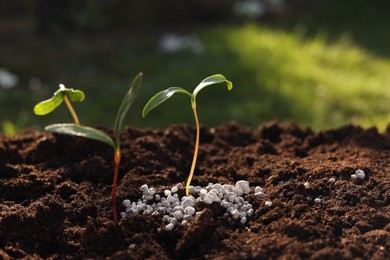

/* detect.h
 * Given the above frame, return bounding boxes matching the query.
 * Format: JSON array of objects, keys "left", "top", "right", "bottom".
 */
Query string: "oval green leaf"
[
  {"left": 142, "top": 87, "right": 192, "bottom": 118},
  {"left": 33, "top": 91, "right": 65, "bottom": 115},
  {"left": 114, "top": 72, "right": 143, "bottom": 145},
  {"left": 33, "top": 84, "right": 85, "bottom": 115},
  {"left": 193, "top": 74, "right": 233, "bottom": 99},
  {"left": 45, "top": 123, "right": 115, "bottom": 148}
]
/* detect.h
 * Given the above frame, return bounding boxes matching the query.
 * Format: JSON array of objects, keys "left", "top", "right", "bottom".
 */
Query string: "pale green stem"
[
  {"left": 63, "top": 95, "right": 80, "bottom": 125},
  {"left": 186, "top": 101, "right": 200, "bottom": 196}
]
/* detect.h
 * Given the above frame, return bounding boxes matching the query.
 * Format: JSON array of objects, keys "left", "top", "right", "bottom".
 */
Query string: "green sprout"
[
  {"left": 34, "top": 73, "right": 143, "bottom": 223},
  {"left": 33, "top": 84, "right": 85, "bottom": 125},
  {"left": 142, "top": 74, "right": 233, "bottom": 196}
]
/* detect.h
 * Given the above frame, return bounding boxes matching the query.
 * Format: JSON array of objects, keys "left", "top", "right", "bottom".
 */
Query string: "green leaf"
[
  {"left": 142, "top": 87, "right": 192, "bottom": 117},
  {"left": 60, "top": 85, "right": 85, "bottom": 102},
  {"left": 45, "top": 123, "right": 115, "bottom": 148},
  {"left": 33, "top": 84, "right": 85, "bottom": 115},
  {"left": 33, "top": 92, "right": 65, "bottom": 115},
  {"left": 113, "top": 72, "right": 143, "bottom": 146},
  {"left": 193, "top": 74, "right": 233, "bottom": 99}
]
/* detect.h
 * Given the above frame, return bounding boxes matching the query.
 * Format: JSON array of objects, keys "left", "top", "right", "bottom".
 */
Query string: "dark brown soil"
[{"left": 0, "top": 122, "right": 389, "bottom": 259}]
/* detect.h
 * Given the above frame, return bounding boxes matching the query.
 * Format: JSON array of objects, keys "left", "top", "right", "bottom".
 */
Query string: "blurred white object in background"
[
  {"left": 0, "top": 68, "right": 18, "bottom": 89},
  {"left": 159, "top": 33, "right": 205, "bottom": 54},
  {"left": 233, "top": 0, "right": 265, "bottom": 19}
]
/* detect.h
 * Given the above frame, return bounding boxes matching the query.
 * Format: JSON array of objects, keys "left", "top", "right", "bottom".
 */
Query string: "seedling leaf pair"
[
  {"left": 142, "top": 74, "right": 232, "bottom": 117},
  {"left": 33, "top": 84, "right": 85, "bottom": 115},
  {"left": 142, "top": 74, "right": 233, "bottom": 196}
]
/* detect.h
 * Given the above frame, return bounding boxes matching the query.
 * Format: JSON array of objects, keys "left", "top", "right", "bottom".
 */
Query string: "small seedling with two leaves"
[
  {"left": 33, "top": 73, "right": 143, "bottom": 223},
  {"left": 142, "top": 74, "right": 233, "bottom": 196}
]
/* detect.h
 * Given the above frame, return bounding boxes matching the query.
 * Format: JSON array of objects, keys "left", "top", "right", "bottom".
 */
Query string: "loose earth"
[{"left": 0, "top": 122, "right": 389, "bottom": 259}]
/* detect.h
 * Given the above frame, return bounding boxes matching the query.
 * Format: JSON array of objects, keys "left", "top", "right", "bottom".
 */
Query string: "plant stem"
[
  {"left": 186, "top": 103, "right": 200, "bottom": 196},
  {"left": 63, "top": 95, "right": 80, "bottom": 125},
  {"left": 112, "top": 149, "right": 120, "bottom": 223}
]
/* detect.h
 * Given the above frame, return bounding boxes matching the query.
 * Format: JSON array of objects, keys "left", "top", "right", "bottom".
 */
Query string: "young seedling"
[
  {"left": 142, "top": 74, "right": 233, "bottom": 196},
  {"left": 33, "top": 73, "right": 143, "bottom": 223},
  {"left": 33, "top": 84, "right": 85, "bottom": 125}
]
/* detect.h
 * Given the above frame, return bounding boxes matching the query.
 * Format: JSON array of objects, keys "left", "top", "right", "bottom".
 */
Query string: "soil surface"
[{"left": 0, "top": 122, "right": 389, "bottom": 259}]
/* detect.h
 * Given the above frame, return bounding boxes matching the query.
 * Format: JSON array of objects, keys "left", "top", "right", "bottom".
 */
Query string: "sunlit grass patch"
[{"left": 204, "top": 24, "right": 390, "bottom": 130}]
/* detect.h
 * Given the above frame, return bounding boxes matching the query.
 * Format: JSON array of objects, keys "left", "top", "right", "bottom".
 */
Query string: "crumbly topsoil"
[{"left": 0, "top": 122, "right": 389, "bottom": 259}]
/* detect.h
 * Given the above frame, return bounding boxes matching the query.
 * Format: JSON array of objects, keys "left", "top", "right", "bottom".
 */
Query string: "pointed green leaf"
[
  {"left": 45, "top": 123, "right": 115, "bottom": 148},
  {"left": 193, "top": 74, "right": 233, "bottom": 99},
  {"left": 114, "top": 72, "right": 143, "bottom": 145},
  {"left": 142, "top": 87, "right": 192, "bottom": 118},
  {"left": 33, "top": 84, "right": 85, "bottom": 115}
]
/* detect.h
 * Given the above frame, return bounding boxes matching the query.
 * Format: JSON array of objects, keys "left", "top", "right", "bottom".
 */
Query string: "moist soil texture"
[{"left": 0, "top": 121, "right": 389, "bottom": 259}]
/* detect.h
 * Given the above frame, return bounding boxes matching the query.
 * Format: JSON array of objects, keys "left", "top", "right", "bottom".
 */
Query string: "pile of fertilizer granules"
[{"left": 121, "top": 180, "right": 266, "bottom": 231}]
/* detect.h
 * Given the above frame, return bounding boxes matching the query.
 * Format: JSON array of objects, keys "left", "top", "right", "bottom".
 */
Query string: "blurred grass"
[{"left": 1, "top": 23, "right": 390, "bottom": 133}]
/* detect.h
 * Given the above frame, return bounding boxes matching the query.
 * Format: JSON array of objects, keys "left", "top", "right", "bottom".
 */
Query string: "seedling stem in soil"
[
  {"left": 34, "top": 73, "right": 143, "bottom": 223},
  {"left": 142, "top": 74, "right": 233, "bottom": 196}
]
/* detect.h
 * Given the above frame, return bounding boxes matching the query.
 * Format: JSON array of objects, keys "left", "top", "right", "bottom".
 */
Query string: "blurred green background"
[{"left": 1, "top": 0, "right": 389, "bottom": 134}]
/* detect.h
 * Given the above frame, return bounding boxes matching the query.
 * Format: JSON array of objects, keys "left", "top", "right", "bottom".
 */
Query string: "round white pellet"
[
  {"left": 140, "top": 184, "right": 148, "bottom": 192},
  {"left": 231, "top": 209, "right": 240, "bottom": 219},
  {"left": 265, "top": 201, "right": 273, "bottom": 207},
  {"left": 173, "top": 211, "right": 183, "bottom": 220},
  {"left": 167, "top": 195, "right": 177, "bottom": 204},
  {"left": 235, "top": 180, "right": 250, "bottom": 194},
  {"left": 120, "top": 212, "right": 127, "bottom": 218},
  {"left": 240, "top": 217, "right": 247, "bottom": 224},
  {"left": 232, "top": 186, "right": 244, "bottom": 196},
  {"left": 171, "top": 186, "right": 178, "bottom": 193},
  {"left": 314, "top": 198, "right": 322, "bottom": 204},
  {"left": 184, "top": 206, "right": 196, "bottom": 215},
  {"left": 162, "top": 200, "right": 171, "bottom": 208},
  {"left": 304, "top": 182, "right": 310, "bottom": 189},
  {"left": 165, "top": 223, "right": 175, "bottom": 231},
  {"left": 328, "top": 178, "right": 336, "bottom": 183},
  {"left": 221, "top": 201, "right": 231, "bottom": 208},
  {"left": 254, "top": 186, "right": 263, "bottom": 193},
  {"left": 173, "top": 206, "right": 184, "bottom": 212},
  {"left": 355, "top": 169, "right": 366, "bottom": 179},
  {"left": 162, "top": 215, "right": 170, "bottom": 223},
  {"left": 148, "top": 188, "right": 156, "bottom": 196},
  {"left": 170, "top": 218, "right": 178, "bottom": 225},
  {"left": 164, "top": 190, "right": 172, "bottom": 197},
  {"left": 182, "top": 197, "right": 195, "bottom": 208},
  {"left": 204, "top": 197, "right": 213, "bottom": 205},
  {"left": 171, "top": 202, "right": 180, "bottom": 208},
  {"left": 143, "top": 210, "right": 151, "bottom": 215},
  {"left": 254, "top": 191, "right": 265, "bottom": 197},
  {"left": 183, "top": 214, "right": 193, "bottom": 221},
  {"left": 155, "top": 194, "right": 161, "bottom": 201},
  {"left": 188, "top": 186, "right": 197, "bottom": 195},
  {"left": 122, "top": 199, "right": 131, "bottom": 207},
  {"left": 212, "top": 183, "right": 222, "bottom": 190}
]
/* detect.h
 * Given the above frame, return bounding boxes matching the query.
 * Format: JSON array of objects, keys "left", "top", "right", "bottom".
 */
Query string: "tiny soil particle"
[{"left": 0, "top": 122, "right": 389, "bottom": 259}]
